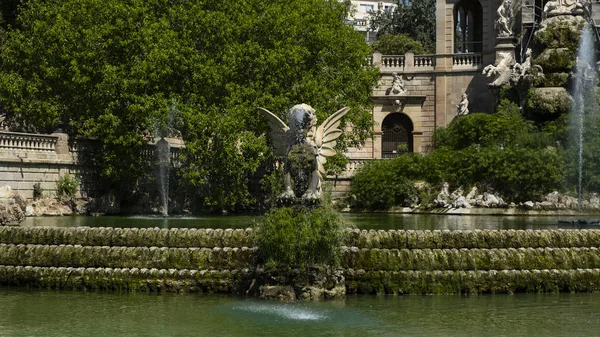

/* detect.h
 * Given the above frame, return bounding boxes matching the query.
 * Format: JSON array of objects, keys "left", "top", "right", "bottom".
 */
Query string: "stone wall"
[
  {"left": 0, "top": 132, "right": 88, "bottom": 198},
  {"left": 0, "top": 132, "right": 185, "bottom": 200},
  {"left": 3, "top": 226, "right": 600, "bottom": 295}
]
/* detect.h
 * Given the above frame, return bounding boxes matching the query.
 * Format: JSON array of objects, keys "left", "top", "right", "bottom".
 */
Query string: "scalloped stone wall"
[{"left": 2, "top": 227, "right": 600, "bottom": 295}]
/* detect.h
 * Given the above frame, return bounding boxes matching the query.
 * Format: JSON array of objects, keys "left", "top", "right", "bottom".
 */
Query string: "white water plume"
[
  {"left": 233, "top": 303, "right": 327, "bottom": 321},
  {"left": 572, "top": 23, "right": 598, "bottom": 211}
]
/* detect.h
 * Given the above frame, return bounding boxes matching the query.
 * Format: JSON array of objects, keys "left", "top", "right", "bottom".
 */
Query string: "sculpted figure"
[
  {"left": 495, "top": 0, "right": 514, "bottom": 37},
  {"left": 543, "top": 0, "right": 558, "bottom": 17},
  {"left": 258, "top": 104, "right": 349, "bottom": 201},
  {"left": 512, "top": 48, "right": 544, "bottom": 84},
  {"left": 543, "top": 0, "right": 584, "bottom": 18},
  {"left": 457, "top": 94, "right": 469, "bottom": 116},
  {"left": 388, "top": 72, "right": 406, "bottom": 95},
  {"left": 482, "top": 52, "right": 514, "bottom": 87}
]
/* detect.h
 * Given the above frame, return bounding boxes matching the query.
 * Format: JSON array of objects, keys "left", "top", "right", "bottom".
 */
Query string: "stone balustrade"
[
  {"left": 374, "top": 53, "right": 436, "bottom": 72},
  {"left": 373, "top": 52, "right": 485, "bottom": 72},
  {"left": 0, "top": 132, "right": 58, "bottom": 152},
  {"left": 414, "top": 55, "right": 435, "bottom": 68},
  {"left": 452, "top": 53, "right": 483, "bottom": 68},
  {"left": 380, "top": 55, "right": 405, "bottom": 69},
  {"left": 342, "top": 159, "right": 371, "bottom": 177}
]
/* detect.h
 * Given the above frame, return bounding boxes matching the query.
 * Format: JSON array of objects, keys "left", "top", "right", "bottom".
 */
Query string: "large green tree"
[
  {"left": 0, "top": 0, "right": 378, "bottom": 210},
  {"left": 370, "top": 0, "right": 436, "bottom": 53}
]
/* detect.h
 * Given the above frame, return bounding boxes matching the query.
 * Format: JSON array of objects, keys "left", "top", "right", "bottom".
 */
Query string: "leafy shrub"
[
  {"left": 254, "top": 203, "right": 344, "bottom": 269},
  {"left": 349, "top": 102, "right": 567, "bottom": 208},
  {"left": 33, "top": 182, "right": 43, "bottom": 199},
  {"left": 434, "top": 100, "right": 535, "bottom": 150},
  {"left": 371, "top": 34, "right": 426, "bottom": 55},
  {"left": 56, "top": 174, "right": 78, "bottom": 199},
  {"left": 349, "top": 153, "right": 423, "bottom": 210}
]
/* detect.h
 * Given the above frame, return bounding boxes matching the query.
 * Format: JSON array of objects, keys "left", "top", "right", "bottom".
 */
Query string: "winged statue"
[{"left": 258, "top": 104, "right": 350, "bottom": 201}]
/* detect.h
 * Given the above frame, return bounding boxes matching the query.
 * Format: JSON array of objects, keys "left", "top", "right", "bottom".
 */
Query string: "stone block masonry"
[
  {"left": 0, "top": 131, "right": 92, "bottom": 199},
  {"left": 2, "top": 227, "right": 600, "bottom": 295}
]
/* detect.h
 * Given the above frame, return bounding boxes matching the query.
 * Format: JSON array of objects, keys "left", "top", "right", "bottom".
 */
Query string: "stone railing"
[
  {"left": 140, "top": 145, "right": 184, "bottom": 166},
  {"left": 452, "top": 53, "right": 484, "bottom": 69},
  {"left": 380, "top": 55, "right": 405, "bottom": 69},
  {"left": 0, "top": 131, "right": 58, "bottom": 152},
  {"left": 327, "top": 158, "right": 373, "bottom": 179},
  {"left": 344, "top": 159, "right": 372, "bottom": 176},
  {"left": 414, "top": 55, "right": 435, "bottom": 67},
  {"left": 373, "top": 52, "right": 487, "bottom": 72},
  {"left": 374, "top": 53, "right": 435, "bottom": 72}
]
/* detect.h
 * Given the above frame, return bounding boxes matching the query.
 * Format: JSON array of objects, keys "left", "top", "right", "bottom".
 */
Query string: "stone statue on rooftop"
[
  {"left": 495, "top": 0, "right": 514, "bottom": 37},
  {"left": 258, "top": 104, "right": 349, "bottom": 201}
]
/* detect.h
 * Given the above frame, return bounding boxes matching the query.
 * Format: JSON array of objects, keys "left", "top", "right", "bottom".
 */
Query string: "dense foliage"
[
  {"left": 254, "top": 203, "right": 344, "bottom": 268},
  {"left": 369, "top": 0, "right": 436, "bottom": 53},
  {"left": 0, "top": 0, "right": 379, "bottom": 211},
  {"left": 349, "top": 100, "right": 568, "bottom": 209},
  {"left": 371, "top": 34, "right": 426, "bottom": 55}
]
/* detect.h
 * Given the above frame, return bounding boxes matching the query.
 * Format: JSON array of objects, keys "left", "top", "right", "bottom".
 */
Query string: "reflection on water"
[
  {"left": 19, "top": 213, "right": 600, "bottom": 230},
  {"left": 1, "top": 288, "right": 600, "bottom": 337},
  {"left": 341, "top": 213, "right": 600, "bottom": 230}
]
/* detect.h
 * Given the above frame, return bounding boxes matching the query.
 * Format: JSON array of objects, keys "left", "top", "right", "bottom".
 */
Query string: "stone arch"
[
  {"left": 381, "top": 113, "right": 413, "bottom": 158},
  {"left": 454, "top": 0, "right": 483, "bottom": 53}
]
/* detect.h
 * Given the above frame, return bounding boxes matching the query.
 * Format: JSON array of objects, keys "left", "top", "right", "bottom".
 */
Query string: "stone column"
[
  {"left": 51, "top": 132, "right": 70, "bottom": 161},
  {"left": 372, "top": 51, "right": 382, "bottom": 66},
  {"left": 404, "top": 51, "right": 415, "bottom": 71}
]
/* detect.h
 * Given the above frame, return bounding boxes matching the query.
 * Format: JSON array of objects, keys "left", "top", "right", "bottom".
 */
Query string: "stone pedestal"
[
  {"left": 50, "top": 132, "right": 70, "bottom": 161},
  {"left": 494, "top": 36, "right": 516, "bottom": 65}
]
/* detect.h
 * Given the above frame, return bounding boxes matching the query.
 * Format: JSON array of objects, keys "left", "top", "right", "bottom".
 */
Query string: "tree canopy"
[
  {"left": 369, "top": 0, "right": 436, "bottom": 53},
  {"left": 0, "top": 0, "right": 379, "bottom": 210},
  {"left": 371, "top": 34, "right": 426, "bottom": 55}
]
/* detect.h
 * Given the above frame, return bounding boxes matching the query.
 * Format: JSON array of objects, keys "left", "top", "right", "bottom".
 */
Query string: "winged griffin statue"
[{"left": 258, "top": 104, "right": 349, "bottom": 201}]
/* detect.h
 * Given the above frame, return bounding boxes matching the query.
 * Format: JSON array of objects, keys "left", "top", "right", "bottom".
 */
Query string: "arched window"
[
  {"left": 454, "top": 0, "right": 482, "bottom": 53},
  {"left": 381, "top": 113, "right": 413, "bottom": 158}
]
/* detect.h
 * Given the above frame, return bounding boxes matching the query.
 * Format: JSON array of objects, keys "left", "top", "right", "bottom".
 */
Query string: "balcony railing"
[
  {"left": 381, "top": 55, "right": 405, "bottom": 68},
  {"left": 0, "top": 132, "right": 58, "bottom": 152},
  {"left": 376, "top": 54, "right": 435, "bottom": 71},
  {"left": 326, "top": 158, "right": 374, "bottom": 178},
  {"left": 414, "top": 55, "right": 435, "bottom": 67},
  {"left": 452, "top": 53, "right": 483, "bottom": 68}
]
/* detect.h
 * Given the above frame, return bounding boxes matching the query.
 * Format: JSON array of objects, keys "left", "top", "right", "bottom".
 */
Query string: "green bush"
[
  {"left": 254, "top": 203, "right": 344, "bottom": 268},
  {"left": 349, "top": 154, "right": 422, "bottom": 210},
  {"left": 33, "top": 182, "right": 43, "bottom": 199},
  {"left": 349, "top": 101, "right": 567, "bottom": 208},
  {"left": 371, "top": 34, "right": 426, "bottom": 55},
  {"left": 434, "top": 100, "right": 535, "bottom": 150},
  {"left": 56, "top": 174, "right": 78, "bottom": 199}
]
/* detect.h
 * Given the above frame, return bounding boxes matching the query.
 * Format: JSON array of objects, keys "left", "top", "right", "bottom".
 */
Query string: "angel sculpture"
[{"left": 258, "top": 104, "right": 349, "bottom": 201}]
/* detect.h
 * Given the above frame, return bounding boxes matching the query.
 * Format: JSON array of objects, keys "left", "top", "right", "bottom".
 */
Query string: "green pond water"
[
  {"left": 19, "top": 213, "right": 600, "bottom": 230},
  {"left": 10, "top": 214, "right": 600, "bottom": 336},
  {"left": 1, "top": 288, "right": 600, "bottom": 336}
]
